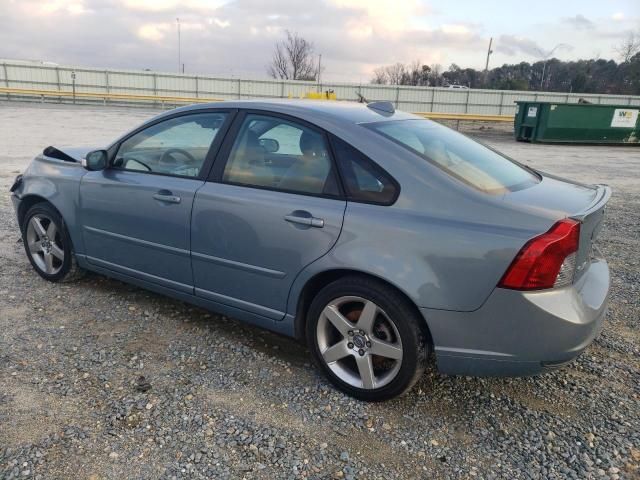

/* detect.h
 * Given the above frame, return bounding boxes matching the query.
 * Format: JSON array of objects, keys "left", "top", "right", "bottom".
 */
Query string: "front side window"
[
  {"left": 367, "top": 119, "right": 539, "bottom": 193},
  {"left": 114, "top": 113, "right": 227, "bottom": 177},
  {"left": 223, "top": 114, "right": 339, "bottom": 196}
]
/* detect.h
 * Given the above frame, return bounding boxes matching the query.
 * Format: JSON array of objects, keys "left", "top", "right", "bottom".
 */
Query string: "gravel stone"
[{"left": 0, "top": 103, "right": 638, "bottom": 479}]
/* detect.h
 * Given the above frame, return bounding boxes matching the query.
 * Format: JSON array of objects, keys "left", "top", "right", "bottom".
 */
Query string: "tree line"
[
  {"left": 370, "top": 56, "right": 640, "bottom": 95},
  {"left": 268, "top": 31, "right": 640, "bottom": 95}
]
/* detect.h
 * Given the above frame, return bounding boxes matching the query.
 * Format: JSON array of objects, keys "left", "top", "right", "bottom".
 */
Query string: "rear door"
[
  {"left": 80, "top": 110, "right": 232, "bottom": 292},
  {"left": 191, "top": 111, "right": 346, "bottom": 319}
]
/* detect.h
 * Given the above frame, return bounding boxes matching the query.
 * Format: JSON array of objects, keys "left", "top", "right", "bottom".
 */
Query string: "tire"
[
  {"left": 21, "top": 202, "right": 85, "bottom": 283},
  {"left": 306, "top": 275, "right": 429, "bottom": 401}
]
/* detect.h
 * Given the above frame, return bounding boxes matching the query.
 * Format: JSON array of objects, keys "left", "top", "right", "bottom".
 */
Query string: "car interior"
[{"left": 223, "top": 116, "right": 335, "bottom": 195}]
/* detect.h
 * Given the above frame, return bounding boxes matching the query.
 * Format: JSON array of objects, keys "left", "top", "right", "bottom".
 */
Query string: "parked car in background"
[{"left": 11, "top": 100, "right": 610, "bottom": 401}]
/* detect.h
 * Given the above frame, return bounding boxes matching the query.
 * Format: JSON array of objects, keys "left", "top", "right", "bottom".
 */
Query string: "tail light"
[{"left": 499, "top": 219, "right": 580, "bottom": 290}]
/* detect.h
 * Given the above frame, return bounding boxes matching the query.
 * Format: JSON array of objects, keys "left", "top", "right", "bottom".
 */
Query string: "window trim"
[
  {"left": 328, "top": 134, "right": 400, "bottom": 206},
  {"left": 208, "top": 109, "right": 345, "bottom": 200},
  {"left": 108, "top": 109, "right": 237, "bottom": 181}
]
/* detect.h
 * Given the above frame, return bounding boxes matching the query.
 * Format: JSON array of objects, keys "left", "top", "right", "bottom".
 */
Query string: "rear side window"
[
  {"left": 367, "top": 119, "right": 539, "bottom": 193},
  {"left": 331, "top": 137, "right": 398, "bottom": 205}
]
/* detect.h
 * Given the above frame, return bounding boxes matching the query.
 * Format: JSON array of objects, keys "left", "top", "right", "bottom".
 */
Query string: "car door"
[
  {"left": 191, "top": 111, "right": 347, "bottom": 319},
  {"left": 80, "top": 110, "right": 232, "bottom": 292}
]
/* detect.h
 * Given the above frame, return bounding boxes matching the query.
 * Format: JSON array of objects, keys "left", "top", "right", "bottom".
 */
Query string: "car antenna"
[{"left": 366, "top": 101, "right": 395, "bottom": 114}]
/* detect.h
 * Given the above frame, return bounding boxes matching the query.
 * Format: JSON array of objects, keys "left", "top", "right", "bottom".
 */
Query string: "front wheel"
[
  {"left": 21, "top": 203, "right": 84, "bottom": 283},
  {"left": 306, "top": 276, "right": 429, "bottom": 401}
]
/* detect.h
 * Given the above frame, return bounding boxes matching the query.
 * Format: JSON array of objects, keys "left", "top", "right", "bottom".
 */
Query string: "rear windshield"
[{"left": 367, "top": 119, "right": 539, "bottom": 193}]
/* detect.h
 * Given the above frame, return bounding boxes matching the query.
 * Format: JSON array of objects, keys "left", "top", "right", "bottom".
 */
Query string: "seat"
[
  {"left": 277, "top": 131, "right": 330, "bottom": 194},
  {"left": 224, "top": 130, "right": 274, "bottom": 186}
]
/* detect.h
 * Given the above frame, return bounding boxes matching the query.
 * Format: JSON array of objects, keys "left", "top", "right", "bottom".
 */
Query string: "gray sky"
[{"left": 1, "top": 0, "right": 638, "bottom": 82}]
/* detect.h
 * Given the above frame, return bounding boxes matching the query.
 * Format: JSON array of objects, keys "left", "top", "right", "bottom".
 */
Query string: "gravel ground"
[{"left": 0, "top": 103, "right": 638, "bottom": 480}]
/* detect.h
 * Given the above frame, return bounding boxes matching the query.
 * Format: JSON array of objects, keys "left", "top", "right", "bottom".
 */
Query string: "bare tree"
[
  {"left": 614, "top": 31, "right": 640, "bottom": 62},
  {"left": 267, "top": 31, "right": 318, "bottom": 80},
  {"left": 384, "top": 63, "right": 406, "bottom": 85},
  {"left": 371, "top": 67, "right": 388, "bottom": 84},
  {"left": 370, "top": 60, "right": 433, "bottom": 86}
]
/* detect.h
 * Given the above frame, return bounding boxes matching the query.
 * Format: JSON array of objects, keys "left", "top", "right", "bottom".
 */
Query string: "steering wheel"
[{"left": 159, "top": 148, "right": 197, "bottom": 166}]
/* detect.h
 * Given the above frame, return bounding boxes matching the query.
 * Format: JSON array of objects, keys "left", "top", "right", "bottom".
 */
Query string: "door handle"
[
  {"left": 284, "top": 213, "right": 324, "bottom": 228},
  {"left": 153, "top": 191, "right": 181, "bottom": 204}
]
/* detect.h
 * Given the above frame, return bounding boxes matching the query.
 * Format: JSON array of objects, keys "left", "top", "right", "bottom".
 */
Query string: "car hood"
[{"left": 43, "top": 145, "right": 98, "bottom": 162}]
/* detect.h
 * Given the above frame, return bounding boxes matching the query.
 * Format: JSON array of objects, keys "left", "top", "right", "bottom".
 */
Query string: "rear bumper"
[{"left": 422, "top": 258, "right": 610, "bottom": 376}]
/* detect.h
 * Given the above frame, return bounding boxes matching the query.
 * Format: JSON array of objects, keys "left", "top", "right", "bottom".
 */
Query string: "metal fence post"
[
  {"left": 153, "top": 73, "right": 158, "bottom": 97},
  {"left": 71, "top": 71, "right": 76, "bottom": 104},
  {"left": 104, "top": 70, "right": 110, "bottom": 106},
  {"left": 1, "top": 62, "right": 8, "bottom": 88},
  {"left": 280, "top": 81, "right": 285, "bottom": 98},
  {"left": 237, "top": 78, "right": 241, "bottom": 100},
  {"left": 464, "top": 88, "right": 470, "bottom": 113},
  {"left": 395, "top": 85, "right": 400, "bottom": 108},
  {"left": 2, "top": 62, "right": 8, "bottom": 101},
  {"left": 195, "top": 76, "right": 199, "bottom": 98},
  {"left": 498, "top": 91, "right": 504, "bottom": 115}
]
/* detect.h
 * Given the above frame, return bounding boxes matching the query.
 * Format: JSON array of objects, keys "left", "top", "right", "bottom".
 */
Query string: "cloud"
[
  {"left": 121, "top": 0, "right": 228, "bottom": 11},
  {"left": 562, "top": 14, "right": 595, "bottom": 30},
  {"left": 0, "top": 0, "right": 625, "bottom": 82}
]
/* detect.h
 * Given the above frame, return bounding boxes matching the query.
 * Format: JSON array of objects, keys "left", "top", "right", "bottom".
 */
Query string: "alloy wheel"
[
  {"left": 316, "top": 296, "right": 403, "bottom": 390},
  {"left": 25, "top": 214, "right": 65, "bottom": 275}
]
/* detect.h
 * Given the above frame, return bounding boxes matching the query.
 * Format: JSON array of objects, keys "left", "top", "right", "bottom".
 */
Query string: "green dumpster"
[{"left": 514, "top": 101, "right": 639, "bottom": 144}]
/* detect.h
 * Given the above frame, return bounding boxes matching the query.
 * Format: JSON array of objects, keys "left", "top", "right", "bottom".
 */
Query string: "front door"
[
  {"left": 191, "top": 112, "right": 346, "bottom": 319},
  {"left": 80, "top": 111, "right": 230, "bottom": 292}
]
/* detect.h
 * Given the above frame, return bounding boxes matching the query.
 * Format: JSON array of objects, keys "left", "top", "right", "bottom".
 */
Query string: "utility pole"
[
  {"left": 484, "top": 37, "right": 493, "bottom": 72},
  {"left": 317, "top": 54, "right": 322, "bottom": 92},
  {"left": 177, "top": 18, "right": 181, "bottom": 74},
  {"left": 484, "top": 37, "right": 493, "bottom": 86}
]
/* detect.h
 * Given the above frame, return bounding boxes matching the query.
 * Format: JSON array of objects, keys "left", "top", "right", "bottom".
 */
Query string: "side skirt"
[{"left": 75, "top": 254, "right": 294, "bottom": 337}]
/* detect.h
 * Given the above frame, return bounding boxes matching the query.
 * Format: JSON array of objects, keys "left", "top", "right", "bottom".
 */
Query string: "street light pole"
[
  {"left": 177, "top": 18, "right": 181, "bottom": 74},
  {"left": 317, "top": 54, "right": 322, "bottom": 93},
  {"left": 538, "top": 43, "right": 568, "bottom": 90}
]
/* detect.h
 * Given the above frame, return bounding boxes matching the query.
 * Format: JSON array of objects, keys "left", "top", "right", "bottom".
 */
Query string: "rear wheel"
[
  {"left": 306, "top": 276, "right": 429, "bottom": 401},
  {"left": 21, "top": 203, "right": 84, "bottom": 283}
]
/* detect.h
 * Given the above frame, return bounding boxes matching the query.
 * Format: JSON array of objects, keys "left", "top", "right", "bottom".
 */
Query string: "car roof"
[{"left": 152, "top": 99, "right": 420, "bottom": 127}]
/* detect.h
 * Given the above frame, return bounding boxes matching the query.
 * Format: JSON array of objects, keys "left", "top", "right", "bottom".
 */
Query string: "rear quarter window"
[{"left": 331, "top": 136, "right": 398, "bottom": 205}]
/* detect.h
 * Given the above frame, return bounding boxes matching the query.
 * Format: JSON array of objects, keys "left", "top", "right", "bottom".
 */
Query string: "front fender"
[{"left": 16, "top": 155, "right": 86, "bottom": 254}]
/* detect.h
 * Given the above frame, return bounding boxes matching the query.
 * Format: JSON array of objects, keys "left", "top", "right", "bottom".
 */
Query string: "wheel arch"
[
  {"left": 17, "top": 194, "right": 57, "bottom": 228},
  {"left": 293, "top": 268, "right": 433, "bottom": 347},
  {"left": 17, "top": 195, "right": 79, "bottom": 251}
]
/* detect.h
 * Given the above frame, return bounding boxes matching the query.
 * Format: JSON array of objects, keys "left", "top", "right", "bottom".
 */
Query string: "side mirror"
[
  {"left": 259, "top": 138, "right": 279, "bottom": 153},
  {"left": 81, "top": 150, "right": 108, "bottom": 171}
]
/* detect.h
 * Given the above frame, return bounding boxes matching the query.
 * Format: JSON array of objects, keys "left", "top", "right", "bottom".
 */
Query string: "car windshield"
[{"left": 367, "top": 119, "right": 539, "bottom": 193}]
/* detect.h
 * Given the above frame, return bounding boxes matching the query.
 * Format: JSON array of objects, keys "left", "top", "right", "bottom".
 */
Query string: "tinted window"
[
  {"left": 223, "top": 114, "right": 339, "bottom": 196},
  {"left": 331, "top": 137, "right": 398, "bottom": 204},
  {"left": 368, "top": 119, "right": 539, "bottom": 193},
  {"left": 114, "top": 113, "right": 227, "bottom": 177}
]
